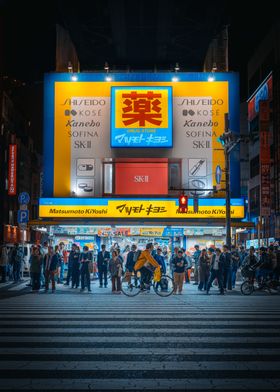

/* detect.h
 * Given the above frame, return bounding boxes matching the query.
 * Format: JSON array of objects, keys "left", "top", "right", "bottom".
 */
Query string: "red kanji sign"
[{"left": 122, "top": 91, "right": 163, "bottom": 126}]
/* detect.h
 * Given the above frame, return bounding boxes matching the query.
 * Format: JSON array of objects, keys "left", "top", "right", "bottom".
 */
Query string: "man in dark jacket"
[
  {"left": 65, "top": 244, "right": 77, "bottom": 286},
  {"left": 222, "top": 245, "right": 232, "bottom": 290},
  {"left": 11, "top": 243, "right": 24, "bottom": 283},
  {"left": 97, "top": 244, "right": 110, "bottom": 288},
  {"left": 256, "top": 247, "right": 272, "bottom": 283},
  {"left": 43, "top": 246, "right": 59, "bottom": 293},
  {"left": 206, "top": 248, "right": 224, "bottom": 294},
  {"left": 231, "top": 245, "right": 240, "bottom": 289},
  {"left": 125, "top": 244, "right": 137, "bottom": 272}
]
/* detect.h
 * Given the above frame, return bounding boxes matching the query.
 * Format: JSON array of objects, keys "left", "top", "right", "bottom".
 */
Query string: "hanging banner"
[
  {"left": 98, "top": 227, "right": 131, "bottom": 237},
  {"left": 8, "top": 144, "right": 17, "bottom": 196},
  {"left": 248, "top": 75, "right": 272, "bottom": 122},
  {"left": 259, "top": 100, "right": 271, "bottom": 217}
]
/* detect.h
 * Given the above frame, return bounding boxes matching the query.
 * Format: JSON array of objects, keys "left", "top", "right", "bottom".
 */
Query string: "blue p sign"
[{"left": 17, "top": 210, "right": 29, "bottom": 223}]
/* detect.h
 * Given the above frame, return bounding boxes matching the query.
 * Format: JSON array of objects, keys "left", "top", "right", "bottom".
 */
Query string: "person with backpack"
[{"left": 134, "top": 243, "right": 160, "bottom": 292}]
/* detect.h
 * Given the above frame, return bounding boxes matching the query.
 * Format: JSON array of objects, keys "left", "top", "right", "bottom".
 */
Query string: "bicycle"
[
  {"left": 121, "top": 269, "right": 175, "bottom": 297},
  {"left": 240, "top": 265, "right": 280, "bottom": 295}
]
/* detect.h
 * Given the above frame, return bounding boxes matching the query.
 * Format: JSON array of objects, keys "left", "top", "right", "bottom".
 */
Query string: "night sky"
[{"left": 1, "top": 0, "right": 279, "bottom": 98}]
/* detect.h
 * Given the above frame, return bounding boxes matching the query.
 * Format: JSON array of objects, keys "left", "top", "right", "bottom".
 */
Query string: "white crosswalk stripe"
[{"left": 0, "top": 282, "right": 280, "bottom": 391}]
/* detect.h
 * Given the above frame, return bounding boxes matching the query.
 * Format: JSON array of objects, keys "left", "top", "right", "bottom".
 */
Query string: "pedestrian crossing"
[{"left": 0, "top": 285, "right": 280, "bottom": 390}]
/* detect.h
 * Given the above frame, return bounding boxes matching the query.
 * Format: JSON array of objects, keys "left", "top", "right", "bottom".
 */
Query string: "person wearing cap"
[
  {"left": 172, "top": 249, "right": 188, "bottom": 294},
  {"left": 206, "top": 248, "right": 224, "bottom": 295}
]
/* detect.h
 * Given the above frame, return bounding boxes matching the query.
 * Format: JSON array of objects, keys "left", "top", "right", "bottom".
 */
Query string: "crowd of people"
[{"left": 0, "top": 240, "right": 279, "bottom": 295}]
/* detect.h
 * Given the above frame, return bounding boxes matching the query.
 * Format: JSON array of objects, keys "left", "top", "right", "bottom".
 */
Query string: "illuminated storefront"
[{"left": 34, "top": 71, "right": 246, "bottom": 248}]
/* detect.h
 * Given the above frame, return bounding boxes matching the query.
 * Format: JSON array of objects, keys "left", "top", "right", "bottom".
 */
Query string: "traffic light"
[{"left": 179, "top": 194, "right": 188, "bottom": 213}]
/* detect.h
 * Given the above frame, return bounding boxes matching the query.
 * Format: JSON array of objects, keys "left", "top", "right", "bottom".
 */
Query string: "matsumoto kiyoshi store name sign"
[{"left": 39, "top": 198, "right": 245, "bottom": 219}]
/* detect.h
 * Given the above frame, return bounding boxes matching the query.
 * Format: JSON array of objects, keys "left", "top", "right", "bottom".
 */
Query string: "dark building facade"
[
  {"left": 247, "top": 23, "right": 280, "bottom": 244},
  {"left": 0, "top": 77, "right": 42, "bottom": 243}
]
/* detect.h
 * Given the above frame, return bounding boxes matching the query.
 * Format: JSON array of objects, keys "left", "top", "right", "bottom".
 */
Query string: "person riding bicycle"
[
  {"left": 243, "top": 246, "right": 259, "bottom": 267},
  {"left": 134, "top": 243, "right": 160, "bottom": 291},
  {"left": 256, "top": 247, "right": 273, "bottom": 284}
]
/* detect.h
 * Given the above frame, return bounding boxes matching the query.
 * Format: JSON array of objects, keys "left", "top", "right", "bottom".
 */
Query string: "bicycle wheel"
[
  {"left": 121, "top": 273, "right": 141, "bottom": 297},
  {"left": 153, "top": 275, "right": 175, "bottom": 297},
  {"left": 240, "top": 281, "right": 254, "bottom": 295}
]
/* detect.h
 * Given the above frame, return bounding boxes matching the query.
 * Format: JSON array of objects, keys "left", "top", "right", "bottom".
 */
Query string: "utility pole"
[
  {"left": 224, "top": 141, "right": 231, "bottom": 248},
  {"left": 220, "top": 113, "right": 241, "bottom": 249}
]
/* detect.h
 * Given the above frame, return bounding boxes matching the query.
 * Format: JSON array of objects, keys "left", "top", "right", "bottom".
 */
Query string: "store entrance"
[{"left": 47, "top": 224, "right": 226, "bottom": 267}]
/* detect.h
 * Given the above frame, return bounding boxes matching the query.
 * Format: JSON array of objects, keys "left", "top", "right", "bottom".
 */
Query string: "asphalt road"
[{"left": 0, "top": 280, "right": 280, "bottom": 391}]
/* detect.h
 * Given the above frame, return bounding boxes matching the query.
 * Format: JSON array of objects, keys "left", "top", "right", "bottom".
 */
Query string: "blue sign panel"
[
  {"left": 17, "top": 210, "right": 29, "bottom": 223},
  {"left": 18, "top": 192, "right": 30, "bottom": 205},
  {"left": 110, "top": 86, "right": 173, "bottom": 148}
]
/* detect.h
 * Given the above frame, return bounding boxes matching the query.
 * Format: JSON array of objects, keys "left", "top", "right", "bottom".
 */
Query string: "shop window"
[{"left": 169, "top": 162, "right": 181, "bottom": 191}]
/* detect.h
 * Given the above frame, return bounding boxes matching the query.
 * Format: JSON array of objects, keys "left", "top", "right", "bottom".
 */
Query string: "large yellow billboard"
[{"left": 43, "top": 73, "right": 240, "bottom": 201}]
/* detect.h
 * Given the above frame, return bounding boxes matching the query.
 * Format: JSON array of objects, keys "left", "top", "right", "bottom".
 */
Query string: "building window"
[
  {"left": 250, "top": 155, "right": 259, "bottom": 179},
  {"left": 168, "top": 162, "right": 181, "bottom": 191}
]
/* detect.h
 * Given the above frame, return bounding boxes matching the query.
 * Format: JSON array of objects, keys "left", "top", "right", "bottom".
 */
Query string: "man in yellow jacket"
[{"left": 134, "top": 243, "right": 160, "bottom": 291}]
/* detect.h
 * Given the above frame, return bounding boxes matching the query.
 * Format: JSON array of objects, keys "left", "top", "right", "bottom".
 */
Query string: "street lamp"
[{"left": 220, "top": 113, "right": 241, "bottom": 248}]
